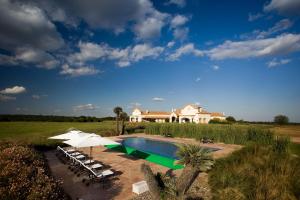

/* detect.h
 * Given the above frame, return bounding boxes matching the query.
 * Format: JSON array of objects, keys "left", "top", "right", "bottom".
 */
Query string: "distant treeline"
[
  {"left": 236, "top": 120, "right": 300, "bottom": 125},
  {"left": 0, "top": 114, "right": 115, "bottom": 122}
]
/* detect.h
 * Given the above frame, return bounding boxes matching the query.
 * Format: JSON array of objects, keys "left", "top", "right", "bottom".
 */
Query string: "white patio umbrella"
[
  {"left": 63, "top": 134, "right": 120, "bottom": 158},
  {"left": 48, "top": 130, "right": 91, "bottom": 140}
]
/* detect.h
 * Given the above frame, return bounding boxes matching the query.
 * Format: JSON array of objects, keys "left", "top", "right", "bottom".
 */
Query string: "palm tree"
[
  {"left": 175, "top": 144, "right": 214, "bottom": 198},
  {"left": 119, "top": 112, "right": 128, "bottom": 135},
  {"left": 141, "top": 163, "right": 161, "bottom": 199},
  {"left": 113, "top": 107, "right": 123, "bottom": 134}
]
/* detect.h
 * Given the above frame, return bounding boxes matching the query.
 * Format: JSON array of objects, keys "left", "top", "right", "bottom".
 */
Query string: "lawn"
[{"left": 0, "top": 121, "right": 117, "bottom": 145}]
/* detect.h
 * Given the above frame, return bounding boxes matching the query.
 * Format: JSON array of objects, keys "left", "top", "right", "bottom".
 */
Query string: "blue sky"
[{"left": 0, "top": 0, "right": 300, "bottom": 122}]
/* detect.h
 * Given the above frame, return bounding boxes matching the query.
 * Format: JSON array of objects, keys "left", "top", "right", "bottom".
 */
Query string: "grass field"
[
  {"left": 0, "top": 121, "right": 117, "bottom": 145},
  {"left": 271, "top": 125, "right": 300, "bottom": 143},
  {"left": 1, "top": 121, "right": 300, "bottom": 148}
]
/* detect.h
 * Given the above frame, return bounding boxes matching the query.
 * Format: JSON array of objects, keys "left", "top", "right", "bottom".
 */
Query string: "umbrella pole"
[{"left": 90, "top": 146, "right": 92, "bottom": 159}]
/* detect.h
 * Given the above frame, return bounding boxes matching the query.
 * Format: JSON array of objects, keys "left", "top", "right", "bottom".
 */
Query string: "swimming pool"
[
  {"left": 121, "top": 137, "right": 219, "bottom": 160},
  {"left": 105, "top": 137, "right": 219, "bottom": 169}
]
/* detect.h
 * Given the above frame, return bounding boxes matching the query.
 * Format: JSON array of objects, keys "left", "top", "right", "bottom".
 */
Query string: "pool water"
[{"left": 121, "top": 137, "right": 219, "bottom": 160}]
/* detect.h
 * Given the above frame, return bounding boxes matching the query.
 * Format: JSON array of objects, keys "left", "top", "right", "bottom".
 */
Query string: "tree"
[
  {"left": 113, "top": 107, "right": 123, "bottom": 134},
  {"left": 226, "top": 116, "right": 236, "bottom": 122},
  {"left": 141, "top": 163, "right": 161, "bottom": 199},
  {"left": 141, "top": 144, "right": 214, "bottom": 199},
  {"left": 176, "top": 144, "right": 214, "bottom": 198},
  {"left": 119, "top": 112, "right": 128, "bottom": 135},
  {"left": 274, "top": 115, "right": 289, "bottom": 125}
]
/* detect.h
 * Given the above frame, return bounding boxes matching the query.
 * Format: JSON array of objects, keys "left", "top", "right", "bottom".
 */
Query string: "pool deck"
[{"left": 46, "top": 134, "right": 241, "bottom": 200}]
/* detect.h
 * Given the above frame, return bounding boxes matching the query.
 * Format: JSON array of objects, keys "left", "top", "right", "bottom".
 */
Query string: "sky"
[{"left": 0, "top": 0, "right": 300, "bottom": 122}]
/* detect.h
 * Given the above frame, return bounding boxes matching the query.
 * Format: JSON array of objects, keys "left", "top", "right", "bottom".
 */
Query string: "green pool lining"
[{"left": 105, "top": 144, "right": 183, "bottom": 170}]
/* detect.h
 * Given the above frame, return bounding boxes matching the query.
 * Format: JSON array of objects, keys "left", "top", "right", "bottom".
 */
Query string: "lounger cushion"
[
  {"left": 89, "top": 163, "right": 103, "bottom": 169},
  {"left": 96, "top": 169, "right": 114, "bottom": 178},
  {"left": 75, "top": 155, "right": 85, "bottom": 159},
  {"left": 83, "top": 160, "right": 95, "bottom": 164}
]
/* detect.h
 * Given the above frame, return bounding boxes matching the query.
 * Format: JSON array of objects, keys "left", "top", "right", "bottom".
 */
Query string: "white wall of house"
[{"left": 129, "top": 105, "right": 225, "bottom": 124}]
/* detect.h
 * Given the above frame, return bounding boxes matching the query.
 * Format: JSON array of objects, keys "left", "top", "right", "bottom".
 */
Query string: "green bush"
[
  {"left": 0, "top": 142, "right": 69, "bottom": 200},
  {"left": 209, "top": 119, "right": 230, "bottom": 124},
  {"left": 209, "top": 144, "right": 300, "bottom": 200},
  {"left": 144, "top": 123, "right": 274, "bottom": 145},
  {"left": 274, "top": 115, "right": 289, "bottom": 125}
]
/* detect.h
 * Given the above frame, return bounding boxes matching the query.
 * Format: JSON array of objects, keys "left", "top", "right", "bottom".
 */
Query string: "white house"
[{"left": 129, "top": 104, "right": 225, "bottom": 124}]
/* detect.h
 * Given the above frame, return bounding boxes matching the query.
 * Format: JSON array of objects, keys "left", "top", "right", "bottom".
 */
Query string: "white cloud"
[
  {"left": 170, "top": 15, "right": 190, "bottom": 41},
  {"left": 0, "top": 47, "right": 59, "bottom": 69},
  {"left": 0, "top": 0, "right": 64, "bottom": 51},
  {"left": 73, "top": 104, "right": 98, "bottom": 111},
  {"left": 167, "top": 43, "right": 203, "bottom": 61},
  {"left": 60, "top": 64, "right": 100, "bottom": 77},
  {"left": 128, "top": 102, "right": 142, "bottom": 109},
  {"left": 173, "top": 27, "right": 189, "bottom": 41},
  {"left": 53, "top": 109, "right": 61, "bottom": 113},
  {"left": 256, "top": 19, "right": 293, "bottom": 39},
  {"left": 15, "top": 47, "right": 59, "bottom": 69},
  {"left": 67, "top": 41, "right": 108, "bottom": 65},
  {"left": 207, "top": 33, "right": 300, "bottom": 60},
  {"left": 212, "top": 65, "right": 220, "bottom": 70},
  {"left": 0, "top": 0, "right": 63, "bottom": 70},
  {"left": 67, "top": 42, "right": 164, "bottom": 68},
  {"left": 16, "top": 107, "right": 28, "bottom": 112},
  {"left": 152, "top": 97, "right": 165, "bottom": 101},
  {"left": 195, "top": 77, "right": 201, "bottom": 82},
  {"left": 194, "top": 102, "right": 201, "bottom": 106},
  {"left": 0, "top": 94, "right": 16, "bottom": 101},
  {"left": 32, "top": 95, "right": 41, "bottom": 100},
  {"left": 205, "top": 41, "right": 214, "bottom": 46},
  {"left": 32, "top": 94, "right": 47, "bottom": 100},
  {"left": 133, "top": 13, "right": 167, "bottom": 40},
  {"left": 264, "top": 0, "right": 300, "bottom": 15},
  {"left": 171, "top": 15, "right": 189, "bottom": 28},
  {"left": 167, "top": 41, "right": 175, "bottom": 48},
  {"left": 240, "top": 19, "right": 293, "bottom": 40},
  {"left": 248, "top": 13, "right": 264, "bottom": 22},
  {"left": 130, "top": 44, "right": 164, "bottom": 62},
  {"left": 30, "top": 0, "right": 166, "bottom": 34},
  {"left": 0, "top": 86, "right": 26, "bottom": 94},
  {"left": 267, "top": 58, "right": 291, "bottom": 67},
  {"left": 167, "top": 0, "right": 186, "bottom": 8}
]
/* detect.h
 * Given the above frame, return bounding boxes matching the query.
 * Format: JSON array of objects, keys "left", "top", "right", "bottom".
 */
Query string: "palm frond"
[{"left": 176, "top": 144, "right": 214, "bottom": 171}]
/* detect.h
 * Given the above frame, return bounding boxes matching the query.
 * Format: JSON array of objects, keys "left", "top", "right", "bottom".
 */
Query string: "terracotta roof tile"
[
  {"left": 141, "top": 111, "right": 171, "bottom": 116},
  {"left": 210, "top": 112, "right": 224, "bottom": 117}
]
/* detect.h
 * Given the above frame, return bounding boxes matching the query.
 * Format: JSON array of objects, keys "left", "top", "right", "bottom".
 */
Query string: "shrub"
[
  {"left": 209, "top": 119, "right": 230, "bottom": 124},
  {"left": 274, "top": 115, "right": 289, "bottom": 125},
  {"left": 145, "top": 123, "right": 274, "bottom": 145},
  {"left": 226, "top": 116, "right": 236, "bottom": 123},
  {"left": 272, "top": 136, "right": 290, "bottom": 154},
  {"left": 0, "top": 142, "right": 69, "bottom": 200},
  {"left": 209, "top": 144, "right": 300, "bottom": 200}
]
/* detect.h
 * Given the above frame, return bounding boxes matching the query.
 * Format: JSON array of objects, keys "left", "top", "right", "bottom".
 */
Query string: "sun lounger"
[
  {"left": 70, "top": 152, "right": 81, "bottom": 156},
  {"left": 66, "top": 149, "right": 76, "bottom": 153},
  {"left": 83, "top": 159, "right": 95, "bottom": 165},
  {"left": 90, "top": 169, "right": 114, "bottom": 179},
  {"left": 88, "top": 163, "right": 103, "bottom": 170},
  {"left": 75, "top": 155, "right": 85, "bottom": 160}
]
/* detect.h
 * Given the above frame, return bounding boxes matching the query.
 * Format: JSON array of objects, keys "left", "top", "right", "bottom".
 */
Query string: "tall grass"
[
  {"left": 144, "top": 123, "right": 274, "bottom": 145},
  {"left": 209, "top": 142, "right": 300, "bottom": 200}
]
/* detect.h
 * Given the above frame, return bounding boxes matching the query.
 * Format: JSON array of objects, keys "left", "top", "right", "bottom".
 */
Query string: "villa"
[{"left": 129, "top": 104, "right": 225, "bottom": 124}]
